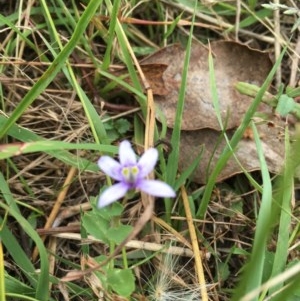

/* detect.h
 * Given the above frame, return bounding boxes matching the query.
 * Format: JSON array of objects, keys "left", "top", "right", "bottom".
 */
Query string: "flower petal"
[
  {"left": 137, "top": 148, "right": 158, "bottom": 178},
  {"left": 97, "top": 182, "right": 129, "bottom": 208},
  {"left": 98, "top": 156, "right": 123, "bottom": 181},
  {"left": 137, "top": 179, "right": 176, "bottom": 198},
  {"left": 119, "top": 140, "right": 137, "bottom": 166}
]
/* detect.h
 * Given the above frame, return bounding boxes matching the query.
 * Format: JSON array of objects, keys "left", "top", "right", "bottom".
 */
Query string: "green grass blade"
[
  {"left": 102, "top": 0, "right": 121, "bottom": 70},
  {"left": 269, "top": 267, "right": 300, "bottom": 301},
  {"left": 0, "top": 115, "right": 117, "bottom": 171},
  {"left": 40, "top": 0, "right": 62, "bottom": 49},
  {"left": 0, "top": 172, "right": 37, "bottom": 287},
  {"left": 232, "top": 121, "right": 272, "bottom": 300},
  {"left": 0, "top": 223, "right": 37, "bottom": 286},
  {"left": 0, "top": 172, "right": 49, "bottom": 300},
  {"left": 0, "top": 202, "right": 49, "bottom": 300},
  {"left": 0, "top": 14, "right": 38, "bottom": 54},
  {"left": 71, "top": 80, "right": 109, "bottom": 144},
  {"left": 208, "top": 44, "right": 226, "bottom": 131},
  {"left": 5, "top": 274, "right": 35, "bottom": 296},
  {"left": 165, "top": 1, "right": 197, "bottom": 220},
  {"left": 0, "top": 140, "right": 117, "bottom": 159},
  {"left": 5, "top": 294, "right": 41, "bottom": 301},
  {"left": 174, "top": 149, "right": 203, "bottom": 191},
  {"left": 99, "top": 69, "right": 146, "bottom": 99},
  {"left": 268, "top": 128, "right": 293, "bottom": 295}
]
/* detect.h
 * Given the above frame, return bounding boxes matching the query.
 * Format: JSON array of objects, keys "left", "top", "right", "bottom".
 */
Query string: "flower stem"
[{"left": 122, "top": 247, "right": 128, "bottom": 269}]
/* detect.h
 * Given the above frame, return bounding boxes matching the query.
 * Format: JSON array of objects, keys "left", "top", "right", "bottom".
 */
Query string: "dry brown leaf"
[
  {"left": 140, "top": 41, "right": 286, "bottom": 182},
  {"left": 174, "top": 117, "right": 285, "bottom": 184},
  {"left": 141, "top": 41, "right": 272, "bottom": 130}
]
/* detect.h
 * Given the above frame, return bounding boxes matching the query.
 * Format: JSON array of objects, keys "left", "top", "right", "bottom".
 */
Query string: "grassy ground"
[{"left": 0, "top": 1, "right": 300, "bottom": 300}]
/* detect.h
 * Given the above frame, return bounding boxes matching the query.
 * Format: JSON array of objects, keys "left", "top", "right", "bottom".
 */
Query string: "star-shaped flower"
[{"left": 97, "top": 140, "right": 176, "bottom": 208}]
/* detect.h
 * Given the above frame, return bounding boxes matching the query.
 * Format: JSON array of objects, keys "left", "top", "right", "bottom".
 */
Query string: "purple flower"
[{"left": 97, "top": 140, "right": 176, "bottom": 208}]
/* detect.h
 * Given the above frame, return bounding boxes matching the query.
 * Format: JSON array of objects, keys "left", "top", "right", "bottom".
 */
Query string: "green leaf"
[
  {"left": 107, "top": 269, "right": 135, "bottom": 297},
  {"left": 276, "top": 94, "right": 295, "bottom": 116},
  {"left": 96, "top": 201, "right": 125, "bottom": 219},
  {"left": 218, "top": 262, "right": 230, "bottom": 282},
  {"left": 107, "top": 224, "right": 133, "bottom": 244},
  {"left": 82, "top": 211, "right": 110, "bottom": 244},
  {"left": 114, "top": 119, "right": 131, "bottom": 135}
]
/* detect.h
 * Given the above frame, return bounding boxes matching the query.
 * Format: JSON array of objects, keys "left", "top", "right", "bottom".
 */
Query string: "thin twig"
[{"left": 54, "top": 233, "right": 198, "bottom": 257}]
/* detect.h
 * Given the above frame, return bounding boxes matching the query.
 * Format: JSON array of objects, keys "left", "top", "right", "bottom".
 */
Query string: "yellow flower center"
[{"left": 122, "top": 166, "right": 139, "bottom": 183}]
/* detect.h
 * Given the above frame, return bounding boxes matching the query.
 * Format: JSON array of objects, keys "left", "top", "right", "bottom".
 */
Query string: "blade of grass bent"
[
  {"left": 0, "top": 140, "right": 117, "bottom": 159},
  {"left": 196, "top": 47, "right": 286, "bottom": 218},
  {"left": 0, "top": 0, "right": 103, "bottom": 139},
  {"left": 0, "top": 115, "right": 117, "bottom": 170}
]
